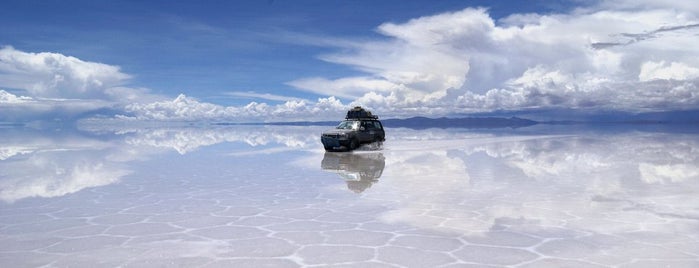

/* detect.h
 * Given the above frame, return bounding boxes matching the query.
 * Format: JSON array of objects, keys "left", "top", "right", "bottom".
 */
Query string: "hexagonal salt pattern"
[{"left": 1, "top": 126, "right": 698, "bottom": 267}]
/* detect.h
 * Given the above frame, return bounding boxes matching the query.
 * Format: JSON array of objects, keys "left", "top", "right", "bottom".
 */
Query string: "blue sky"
[{"left": 2, "top": 0, "right": 699, "bottom": 122}]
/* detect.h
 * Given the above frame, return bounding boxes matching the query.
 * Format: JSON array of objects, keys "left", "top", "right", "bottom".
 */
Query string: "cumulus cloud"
[
  {"left": 0, "top": 47, "right": 347, "bottom": 122},
  {"left": 0, "top": 89, "right": 32, "bottom": 103},
  {"left": 120, "top": 94, "right": 347, "bottom": 122},
  {"left": 639, "top": 61, "right": 699, "bottom": 82},
  {"left": 0, "top": 89, "right": 117, "bottom": 121},
  {"left": 287, "top": 3, "right": 699, "bottom": 114},
  {"left": 0, "top": 47, "right": 160, "bottom": 121},
  {"left": 5, "top": 0, "right": 699, "bottom": 122},
  {"left": 0, "top": 46, "right": 130, "bottom": 99}
]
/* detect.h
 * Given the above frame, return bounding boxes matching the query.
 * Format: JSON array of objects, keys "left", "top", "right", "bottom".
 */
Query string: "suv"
[{"left": 321, "top": 107, "right": 385, "bottom": 151}]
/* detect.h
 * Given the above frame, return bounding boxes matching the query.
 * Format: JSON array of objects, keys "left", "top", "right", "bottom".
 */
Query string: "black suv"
[{"left": 321, "top": 107, "right": 385, "bottom": 151}]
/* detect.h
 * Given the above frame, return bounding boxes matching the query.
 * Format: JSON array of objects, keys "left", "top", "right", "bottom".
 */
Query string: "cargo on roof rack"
[{"left": 346, "top": 106, "right": 378, "bottom": 120}]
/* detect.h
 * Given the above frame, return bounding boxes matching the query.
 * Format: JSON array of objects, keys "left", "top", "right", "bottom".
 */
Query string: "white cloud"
[
  {"left": 123, "top": 94, "right": 227, "bottom": 121},
  {"left": 121, "top": 94, "right": 347, "bottom": 122},
  {"left": 639, "top": 163, "right": 699, "bottom": 184},
  {"left": 0, "top": 46, "right": 130, "bottom": 99},
  {"left": 639, "top": 61, "right": 699, "bottom": 82},
  {"left": 0, "top": 89, "right": 32, "bottom": 103},
  {"left": 286, "top": 3, "right": 699, "bottom": 115},
  {"left": 0, "top": 48, "right": 162, "bottom": 121},
  {"left": 597, "top": 0, "right": 699, "bottom": 14},
  {"left": 225, "top": 91, "right": 308, "bottom": 102},
  {"left": 0, "top": 89, "right": 117, "bottom": 121},
  {"left": 5, "top": 1, "right": 699, "bottom": 122},
  {"left": 0, "top": 47, "right": 349, "bottom": 122},
  {"left": 287, "top": 77, "right": 403, "bottom": 99}
]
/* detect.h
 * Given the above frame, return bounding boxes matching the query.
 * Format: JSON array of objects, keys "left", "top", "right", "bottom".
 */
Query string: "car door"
[
  {"left": 373, "top": 121, "right": 385, "bottom": 141},
  {"left": 357, "top": 121, "right": 373, "bottom": 142}
]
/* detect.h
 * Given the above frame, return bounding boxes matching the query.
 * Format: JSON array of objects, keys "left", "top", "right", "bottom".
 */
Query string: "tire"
[
  {"left": 349, "top": 139, "right": 358, "bottom": 151},
  {"left": 374, "top": 135, "right": 384, "bottom": 143}
]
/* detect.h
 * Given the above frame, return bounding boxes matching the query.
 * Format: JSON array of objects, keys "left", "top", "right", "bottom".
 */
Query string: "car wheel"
[{"left": 349, "top": 139, "right": 358, "bottom": 151}]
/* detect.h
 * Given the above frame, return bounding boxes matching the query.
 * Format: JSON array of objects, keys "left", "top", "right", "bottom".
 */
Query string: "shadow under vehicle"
[
  {"left": 321, "top": 107, "right": 385, "bottom": 152},
  {"left": 321, "top": 152, "right": 385, "bottom": 193}
]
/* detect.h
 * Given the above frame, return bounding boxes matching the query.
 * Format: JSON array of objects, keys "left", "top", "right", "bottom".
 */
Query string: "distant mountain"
[
  {"left": 229, "top": 116, "right": 539, "bottom": 129},
  {"left": 462, "top": 109, "right": 699, "bottom": 123},
  {"left": 627, "top": 110, "right": 699, "bottom": 123},
  {"left": 232, "top": 109, "right": 699, "bottom": 130},
  {"left": 381, "top": 116, "right": 538, "bottom": 129},
  {"left": 214, "top": 121, "right": 338, "bottom": 126}
]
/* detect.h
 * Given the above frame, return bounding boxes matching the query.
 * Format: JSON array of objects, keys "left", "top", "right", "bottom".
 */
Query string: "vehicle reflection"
[{"left": 321, "top": 152, "right": 385, "bottom": 193}]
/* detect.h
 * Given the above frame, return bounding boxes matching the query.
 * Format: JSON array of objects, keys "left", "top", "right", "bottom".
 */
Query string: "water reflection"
[
  {"left": 321, "top": 152, "right": 385, "bottom": 193},
  {"left": 3, "top": 125, "right": 699, "bottom": 215},
  {"left": 0, "top": 125, "right": 326, "bottom": 203},
  {"left": 0, "top": 130, "right": 130, "bottom": 203},
  {"left": 374, "top": 133, "right": 699, "bottom": 237},
  {"left": 86, "top": 125, "right": 323, "bottom": 154},
  {"left": 0, "top": 125, "right": 490, "bottom": 202},
  {"left": 1, "top": 125, "right": 698, "bottom": 266}
]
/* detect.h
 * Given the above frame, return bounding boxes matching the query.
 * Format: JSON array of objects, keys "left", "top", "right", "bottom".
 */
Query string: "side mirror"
[{"left": 360, "top": 127, "right": 366, "bottom": 131}]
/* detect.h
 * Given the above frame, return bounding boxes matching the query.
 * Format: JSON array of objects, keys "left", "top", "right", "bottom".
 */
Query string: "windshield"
[{"left": 336, "top": 121, "right": 359, "bottom": 130}]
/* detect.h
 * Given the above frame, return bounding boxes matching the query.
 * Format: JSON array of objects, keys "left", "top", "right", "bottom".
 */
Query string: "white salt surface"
[{"left": 0, "top": 126, "right": 698, "bottom": 267}]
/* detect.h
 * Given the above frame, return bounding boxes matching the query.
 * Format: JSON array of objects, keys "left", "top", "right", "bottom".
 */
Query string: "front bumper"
[{"left": 321, "top": 136, "right": 350, "bottom": 150}]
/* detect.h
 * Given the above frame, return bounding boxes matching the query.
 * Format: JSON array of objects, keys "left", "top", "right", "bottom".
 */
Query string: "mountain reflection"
[{"left": 321, "top": 152, "right": 385, "bottom": 193}]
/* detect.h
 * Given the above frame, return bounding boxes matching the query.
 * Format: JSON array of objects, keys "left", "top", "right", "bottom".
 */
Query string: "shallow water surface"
[{"left": 1, "top": 125, "right": 698, "bottom": 267}]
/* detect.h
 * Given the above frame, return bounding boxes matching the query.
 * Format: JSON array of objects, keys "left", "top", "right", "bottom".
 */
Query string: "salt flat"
[{"left": 1, "top": 125, "right": 698, "bottom": 267}]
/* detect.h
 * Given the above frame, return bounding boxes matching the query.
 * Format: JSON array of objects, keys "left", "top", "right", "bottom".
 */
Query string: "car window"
[
  {"left": 373, "top": 121, "right": 382, "bottom": 130},
  {"left": 336, "top": 121, "right": 358, "bottom": 130}
]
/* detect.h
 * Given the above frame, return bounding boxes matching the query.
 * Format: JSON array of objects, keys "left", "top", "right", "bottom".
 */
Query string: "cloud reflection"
[
  {"left": 0, "top": 158, "right": 129, "bottom": 203},
  {"left": 0, "top": 125, "right": 327, "bottom": 202},
  {"left": 374, "top": 132, "right": 699, "bottom": 236},
  {"left": 0, "top": 146, "right": 33, "bottom": 160},
  {"left": 1, "top": 125, "right": 483, "bottom": 203},
  {"left": 4, "top": 121, "right": 698, "bottom": 241},
  {"left": 82, "top": 124, "right": 323, "bottom": 154},
  {"left": 0, "top": 132, "right": 130, "bottom": 203}
]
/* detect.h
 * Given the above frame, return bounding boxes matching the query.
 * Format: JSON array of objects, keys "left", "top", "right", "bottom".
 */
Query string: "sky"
[{"left": 1, "top": 0, "right": 698, "bottom": 122}]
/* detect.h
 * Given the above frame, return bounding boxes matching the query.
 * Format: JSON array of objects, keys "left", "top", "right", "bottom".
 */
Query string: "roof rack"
[{"left": 345, "top": 106, "right": 378, "bottom": 120}]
